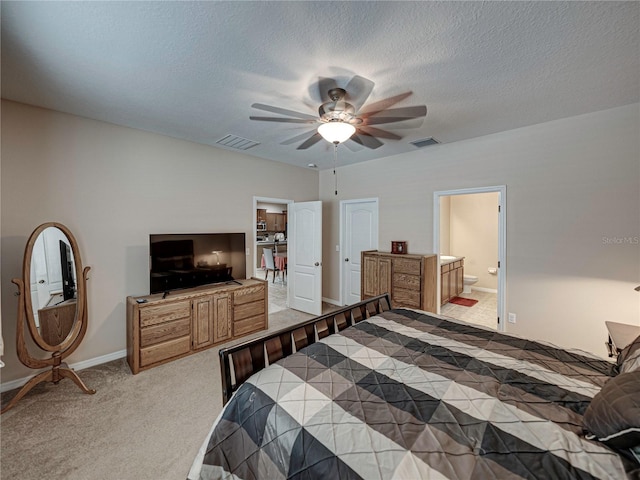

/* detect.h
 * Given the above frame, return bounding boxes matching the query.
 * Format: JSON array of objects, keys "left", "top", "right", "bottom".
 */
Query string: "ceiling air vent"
[
  {"left": 216, "top": 134, "right": 260, "bottom": 150},
  {"left": 410, "top": 137, "right": 440, "bottom": 148}
]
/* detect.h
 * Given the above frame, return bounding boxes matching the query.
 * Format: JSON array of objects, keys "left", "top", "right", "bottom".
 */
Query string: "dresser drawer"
[
  {"left": 140, "top": 317, "right": 190, "bottom": 348},
  {"left": 234, "top": 285, "right": 265, "bottom": 305},
  {"left": 140, "top": 335, "right": 191, "bottom": 367},
  {"left": 393, "top": 273, "right": 421, "bottom": 291},
  {"left": 441, "top": 263, "right": 451, "bottom": 273},
  {"left": 234, "top": 314, "right": 266, "bottom": 337},
  {"left": 234, "top": 301, "right": 265, "bottom": 321},
  {"left": 393, "top": 258, "right": 421, "bottom": 275},
  {"left": 393, "top": 288, "right": 421, "bottom": 308},
  {"left": 139, "top": 301, "right": 191, "bottom": 328}
]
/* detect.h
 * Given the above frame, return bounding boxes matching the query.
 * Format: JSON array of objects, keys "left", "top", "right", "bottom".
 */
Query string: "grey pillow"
[
  {"left": 618, "top": 334, "right": 640, "bottom": 374},
  {"left": 583, "top": 370, "right": 640, "bottom": 449}
]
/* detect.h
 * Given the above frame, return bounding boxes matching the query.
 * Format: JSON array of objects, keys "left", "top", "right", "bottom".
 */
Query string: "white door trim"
[
  {"left": 433, "top": 186, "right": 506, "bottom": 331},
  {"left": 339, "top": 198, "right": 379, "bottom": 306}
]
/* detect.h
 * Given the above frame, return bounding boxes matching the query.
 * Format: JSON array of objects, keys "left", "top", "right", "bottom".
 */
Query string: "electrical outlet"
[
  {"left": 336, "top": 245, "right": 340, "bottom": 252},
  {"left": 508, "top": 313, "right": 516, "bottom": 324},
  {"left": 246, "top": 248, "right": 250, "bottom": 255}
]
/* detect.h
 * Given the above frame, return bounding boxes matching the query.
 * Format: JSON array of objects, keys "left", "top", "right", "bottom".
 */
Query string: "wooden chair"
[{"left": 263, "top": 248, "right": 282, "bottom": 283}]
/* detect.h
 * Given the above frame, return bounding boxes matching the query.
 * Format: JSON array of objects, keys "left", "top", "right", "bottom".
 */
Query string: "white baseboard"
[
  {"left": 472, "top": 286, "right": 498, "bottom": 294},
  {"left": 1, "top": 349, "right": 127, "bottom": 393}
]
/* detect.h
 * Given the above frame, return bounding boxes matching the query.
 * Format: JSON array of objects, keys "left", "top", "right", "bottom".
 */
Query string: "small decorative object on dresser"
[
  {"left": 391, "top": 241, "right": 407, "bottom": 254},
  {"left": 126, "top": 278, "right": 267, "bottom": 374}
]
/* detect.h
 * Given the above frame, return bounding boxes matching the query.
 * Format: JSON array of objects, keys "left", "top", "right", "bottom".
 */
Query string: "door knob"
[
  {"left": 345, "top": 258, "right": 349, "bottom": 262},
  {"left": 314, "top": 262, "right": 320, "bottom": 266},
  {"left": 38, "top": 279, "right": 46, "bottom": 284}
]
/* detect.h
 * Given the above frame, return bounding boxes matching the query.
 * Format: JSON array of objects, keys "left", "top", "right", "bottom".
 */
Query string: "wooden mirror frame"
[{"left": 1, "top": 222, "right": 95, "bottom": 414}]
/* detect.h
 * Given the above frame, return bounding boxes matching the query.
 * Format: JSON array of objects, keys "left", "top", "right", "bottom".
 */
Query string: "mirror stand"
[{"left": 2, "top": 225, "right": 96, "bottom": 414}]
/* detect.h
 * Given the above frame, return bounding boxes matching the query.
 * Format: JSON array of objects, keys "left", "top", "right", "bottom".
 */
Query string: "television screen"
[
  {"left": 149, "top": 233, "right": 247, "bottom": 294},
  {"left": 59, "top": 240, "right": 76, "bottom": 301}
]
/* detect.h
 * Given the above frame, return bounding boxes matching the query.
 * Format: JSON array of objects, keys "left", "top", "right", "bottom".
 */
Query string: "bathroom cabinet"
[
  {"left": 441, "top": 259, "right": 464, "bottom": 305},
  {"left": 361, "top": 250, "right": 438, "bottom": 313}
]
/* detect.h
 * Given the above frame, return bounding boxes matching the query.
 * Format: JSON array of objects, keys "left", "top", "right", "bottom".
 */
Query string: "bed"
[{"left": 189, "top": 295, "right": 640, "bottom": 479}]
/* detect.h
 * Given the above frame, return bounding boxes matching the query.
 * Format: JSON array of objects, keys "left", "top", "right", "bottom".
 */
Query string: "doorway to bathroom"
[{"left": 433, "top": 186, "right": 506, "bottom": 331}]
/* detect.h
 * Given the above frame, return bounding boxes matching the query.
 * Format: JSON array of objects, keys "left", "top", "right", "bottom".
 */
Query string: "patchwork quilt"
[{"left": 189, "top": 309, "right": 637, "bottom": 479}]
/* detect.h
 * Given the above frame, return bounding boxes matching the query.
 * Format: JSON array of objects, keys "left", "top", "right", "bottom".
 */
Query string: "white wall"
[
  {"left": 320, "top": 104, "right": 640, "bottom": 357},
  {"left": 1, "top": 100, "right": 319, "bottom": 383},
  {"left": 449, "top": 192, "right": 499, "bottom": 290}
]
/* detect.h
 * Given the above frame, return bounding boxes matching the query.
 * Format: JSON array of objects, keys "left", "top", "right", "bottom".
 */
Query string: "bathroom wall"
[
  {"left": 449, "top": 193, "right": 499, "bottom": 290},
  {"left": 439, "top": 196, "right": 451, "bottom": 255}
]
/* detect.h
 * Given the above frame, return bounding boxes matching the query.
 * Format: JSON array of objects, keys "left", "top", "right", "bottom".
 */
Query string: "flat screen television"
[
  {"left": 149, "top": 233, "right": 247, "bottom": 294},
  {"left": 59, "top": 240, "right": 76, "bottom": 301}
]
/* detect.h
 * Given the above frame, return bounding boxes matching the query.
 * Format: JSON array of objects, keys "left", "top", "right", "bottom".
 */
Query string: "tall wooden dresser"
[
  {"left": 361, "top": 250, "right": 438, "bottom": 313},
  {"left": 126, "top": 278, "right": 267, "bottom": 374}
]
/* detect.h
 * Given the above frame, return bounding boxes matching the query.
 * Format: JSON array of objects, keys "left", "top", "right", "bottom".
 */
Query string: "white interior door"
[
  {"left": 288, "top": 201, "right": 322, "bottom": 315},
  {"left": 341, "top": 199, "right": 378, "bottom": 305}
]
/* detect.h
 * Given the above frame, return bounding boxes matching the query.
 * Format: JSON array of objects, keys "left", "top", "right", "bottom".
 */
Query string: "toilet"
[{"left": 463, "top": 274, "right": 478, "bottom": 294}]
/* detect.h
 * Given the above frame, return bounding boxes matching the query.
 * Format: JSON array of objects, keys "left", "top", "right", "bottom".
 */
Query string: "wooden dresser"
[
  {"left": 361, "top": 250, "right": 438, "bottom": 313},
  {"left": 126, "top": 278, "right": 267, "bottom": 374}
]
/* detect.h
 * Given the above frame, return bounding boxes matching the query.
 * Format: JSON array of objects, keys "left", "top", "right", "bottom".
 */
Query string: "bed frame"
[{"left": 219, "top": 294, "right": 392, "bottom": 404}]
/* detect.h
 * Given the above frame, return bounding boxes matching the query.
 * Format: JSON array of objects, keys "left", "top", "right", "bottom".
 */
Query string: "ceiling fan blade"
[
  {"left": 350, "top": 133, "right": 384, "bottom": 149},
  {"left": 363, "top": 105, "right": 427, "bottom": 120},
  {"left": 362, "top": 106, "right": 428, "bottom": 125},
  {"left": 317, "top": 77, "right": 339, "bottom": 102},
  {"left": 251, "top": 103, "right": 318, "bottom": 120},
  {"left": 364, "top": 116, "right": 425, "bottom": 126},
  {"left": 250, "top": 116, "right": 316, "bottom": 124},
  {"left": 357, "top": 126, "right": 403, "bottom": 140},
  {"left": 297, "top": 132, "right": 323, "bottom": 150},
  {"left": 342, "top": 140, "right": 364, "bottom": 152},
  {"left": 358, "top": 91, "right": 413, "bottom": 115},
  {"left": 344, "top": 75, "right": 375, "bottom": 111},
  {"left": 281, "top": 129, "right": 318, "bottom": 145}
]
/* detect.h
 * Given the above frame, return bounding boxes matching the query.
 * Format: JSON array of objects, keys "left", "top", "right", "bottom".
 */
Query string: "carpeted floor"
[{"left": 0, "top": 305, "right": 336, "bottom": 480}]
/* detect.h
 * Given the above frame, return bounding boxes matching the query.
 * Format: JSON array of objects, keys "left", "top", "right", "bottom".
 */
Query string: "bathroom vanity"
[{"left": 440, "top": 256, "right": 464, "bottom": 305}]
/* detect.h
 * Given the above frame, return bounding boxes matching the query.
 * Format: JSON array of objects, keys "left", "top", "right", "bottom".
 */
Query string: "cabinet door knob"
[
  {"left": 38, "top": 279, "right": 46, "bottom": 284},
  {"left": 345, "top": 258, "right": 349, "bottom": 262},
  {"left": 314, "top": 262, "right": 320, "bottom": 266}
]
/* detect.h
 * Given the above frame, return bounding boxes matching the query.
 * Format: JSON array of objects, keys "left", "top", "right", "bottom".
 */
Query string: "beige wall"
[
  {"left": 0, "top": 100, "right": 319, "bottom": 383},
  {"left": 439, "top": 196, "right": 451, "bottom": 255},
  {"left": 449, "top": 192, "right": 499, "bottom": 290},
  {"left": 320, "top": 104, "right": 640, "bottom": 357},
  {"left": 3, "top": 100, "right": 638, "bottom": 383}
]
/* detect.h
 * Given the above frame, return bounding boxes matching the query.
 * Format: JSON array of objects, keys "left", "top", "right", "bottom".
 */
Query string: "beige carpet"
[{"left": 0, "top": 306, "right": 335, "bottom": 480}]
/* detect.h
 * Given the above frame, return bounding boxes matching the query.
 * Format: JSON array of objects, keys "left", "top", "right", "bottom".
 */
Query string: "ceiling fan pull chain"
[{"left": 333, "top": 143, "right": 338, "bottom": 195}]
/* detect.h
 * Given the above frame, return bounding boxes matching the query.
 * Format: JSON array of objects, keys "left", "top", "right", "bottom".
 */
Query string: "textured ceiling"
[{"left": 2, "top": 1, "right": 639, "bottom": 170}]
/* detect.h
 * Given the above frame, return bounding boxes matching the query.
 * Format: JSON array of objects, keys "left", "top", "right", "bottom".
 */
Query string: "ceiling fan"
[{"left": 249, "top": 75, "right": 427, "bottom": 150}]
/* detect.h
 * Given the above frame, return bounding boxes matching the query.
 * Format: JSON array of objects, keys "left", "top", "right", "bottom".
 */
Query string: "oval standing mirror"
[
  {"left": 25, "top": 225, "right": 80, "bottom": 350},
  {"left": 2, "top": 222, "right": 95, "bottom": 414}
]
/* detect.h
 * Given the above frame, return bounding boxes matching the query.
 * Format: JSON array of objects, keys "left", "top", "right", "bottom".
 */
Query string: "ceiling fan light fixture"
[{"left": 317, "top": 121, "right": 356, "bottom": 144}]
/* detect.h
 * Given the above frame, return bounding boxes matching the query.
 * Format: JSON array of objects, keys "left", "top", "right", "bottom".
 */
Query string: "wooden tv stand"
[{"left": 126, "top": 278, "right": 267, "bottom": 374}]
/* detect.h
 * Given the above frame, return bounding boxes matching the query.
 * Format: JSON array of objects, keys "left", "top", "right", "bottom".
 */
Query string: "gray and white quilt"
[{"left": 190, "top": 309, "right": 637, "bottom": 479}]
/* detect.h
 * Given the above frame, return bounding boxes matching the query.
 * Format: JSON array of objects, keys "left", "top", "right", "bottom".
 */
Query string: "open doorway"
[
  {"left": 254, "top": 197, "right": 291, "bottom": 314},
  {"left": 434, "top": 186, "right": 506, "bottom": 331}
]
